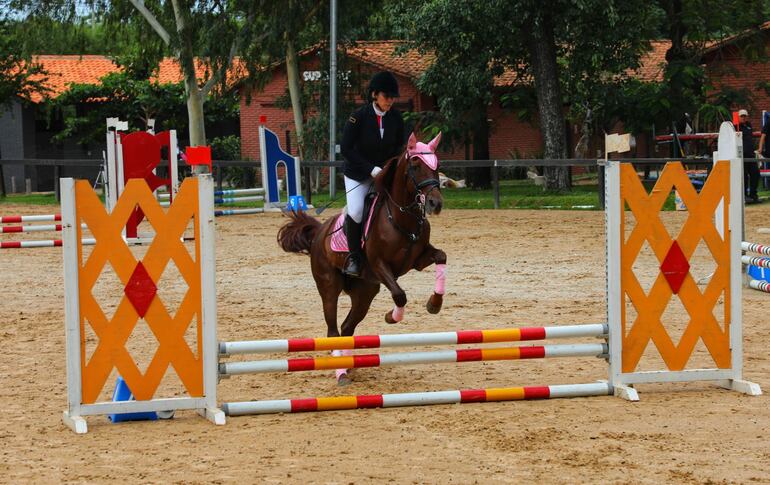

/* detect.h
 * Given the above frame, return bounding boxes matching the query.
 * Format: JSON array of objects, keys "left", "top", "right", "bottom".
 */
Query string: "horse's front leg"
[
  {"left": 413, "top": 244, "right": 447, "bottom": 314},
  {"left": 371, "top": 261, "right": 408, "bottom": 324}
]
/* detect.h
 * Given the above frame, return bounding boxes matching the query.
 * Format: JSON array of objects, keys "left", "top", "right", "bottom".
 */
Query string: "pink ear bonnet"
[{"left": 407, "top": 132, "right": 441, "bottom": 170}]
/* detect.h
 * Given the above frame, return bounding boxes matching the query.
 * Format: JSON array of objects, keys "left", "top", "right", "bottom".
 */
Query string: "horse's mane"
[{"left": 374, "top": 153, "right": 403, "bottom": 194}]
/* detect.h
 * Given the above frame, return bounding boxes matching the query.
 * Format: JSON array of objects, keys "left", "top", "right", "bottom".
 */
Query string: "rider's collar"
[{"left": 372, "top": 102, "right": 387, "bottom": 117}]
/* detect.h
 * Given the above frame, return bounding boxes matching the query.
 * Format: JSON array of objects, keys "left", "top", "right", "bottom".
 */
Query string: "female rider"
[{"left": 340, "top": 71, "right": 405, "bottom": 277}]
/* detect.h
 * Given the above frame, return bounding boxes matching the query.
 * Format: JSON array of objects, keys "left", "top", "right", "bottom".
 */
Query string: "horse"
[{"left": 277, "top": 132, "right": 447, "bottom": 384}]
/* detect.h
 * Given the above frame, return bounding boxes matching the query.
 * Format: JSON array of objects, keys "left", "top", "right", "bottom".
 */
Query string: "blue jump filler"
[
  {"left": 108, "top": 376, "right": 158, "bottom": 423},
  {"left": 288, "top": 195, "right": 308, "bottom": 212},
  {"left": 259, "top": 125, "right": 302, "bottom": 209}
]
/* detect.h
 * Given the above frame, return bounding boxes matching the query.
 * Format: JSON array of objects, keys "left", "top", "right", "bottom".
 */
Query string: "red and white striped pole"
[
  {"left": 222, "top": 382, "right": 612, "bottom": 416},
  {"left": 219, "top": 323, "right": 608, "bottom": 356},
  {"left": 0, "top": 214, "right": 61, "bottom": 223},
  {"left": 220, "top": 343, "right": 608, "bottom": 376}
]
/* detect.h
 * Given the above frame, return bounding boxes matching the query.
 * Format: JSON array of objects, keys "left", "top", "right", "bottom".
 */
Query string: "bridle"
[{"left": 383, "top": 153, "right": 441, "bottom": 242}]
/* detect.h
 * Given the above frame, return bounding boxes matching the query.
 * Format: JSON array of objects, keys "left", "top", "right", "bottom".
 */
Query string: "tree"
[
  {"left": 655, "top": 0, "right": 767, "bottom": 133},
  {"left": 581, "top": 1, "right": 769, "bottom": 158},
  {"left": 240, "top": 0, "right": 326, "bottom": 161},
  {"left": 3, "top": 0, "right": 265, "bottom": 173},
  {"left": 0, "top": 20, "right": 49, "bottom": 106},
  {"left": 51, "top": 69, "right": 238, "bottom": 147},
  {"left": 494, "top": 1, "right": 660, "bottom": 190},
  {"left": 0, "top": 19, "right": 50, "bottom": 197},
  {"left": 396, "top": 1, "right": 659, "bottom": 190},
  {"left": 394, "top": 0, "right": 508, "bottom": 189}
]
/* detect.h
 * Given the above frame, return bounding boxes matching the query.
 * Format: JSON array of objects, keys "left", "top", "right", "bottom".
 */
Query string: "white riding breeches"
[{"left": 344, "top": 175, "right": 373, "bottom": 223}]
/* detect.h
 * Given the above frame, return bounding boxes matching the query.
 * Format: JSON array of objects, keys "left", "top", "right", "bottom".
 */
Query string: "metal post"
[
  {"left": 598, "top": 163, "right": 605, "bottom": 210},
  {"left": 328, "top": 0, "right": 337, "bottom": 197},
  {"left": 54, "top": 165, "right": 61, "bottom": 202},
  {"left": 0, "top": 147, "right": 6, "bottom": 198},
  {"left": 492, "top": 161, "right": 500, "bottom": 209},
  {"left": 304, "top": 166, "right": 312, "bottom": 204}
]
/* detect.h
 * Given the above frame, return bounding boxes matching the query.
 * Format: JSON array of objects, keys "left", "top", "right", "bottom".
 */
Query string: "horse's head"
[{"left": 403, "top": 132, "right": 443, "bottom": 215}]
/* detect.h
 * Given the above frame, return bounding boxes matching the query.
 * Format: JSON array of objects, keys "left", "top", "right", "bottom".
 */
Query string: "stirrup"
[{"left": 343, "top": 254, "right": 363, "bottom": 277}]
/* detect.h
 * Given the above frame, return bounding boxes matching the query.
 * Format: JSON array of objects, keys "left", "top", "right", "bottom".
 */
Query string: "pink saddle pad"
[{"left": 330, "top": 195, "right": 378, "bottom": 253}]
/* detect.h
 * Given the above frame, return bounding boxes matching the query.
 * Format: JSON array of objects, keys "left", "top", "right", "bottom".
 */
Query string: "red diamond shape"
[
  {"left": 124, "top": 262, "right": 157, "bottom": 318},
  {"left": 660, "top": 241, "right": 690, "bottom": 294}
]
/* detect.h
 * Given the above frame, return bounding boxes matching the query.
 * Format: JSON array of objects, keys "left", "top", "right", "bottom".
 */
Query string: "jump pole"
[
  {"left": 0, "top": 223, "right": 86, "bottom": 233},
  {"left": 749, "top": 280, "right": 770, "bottom": 293},
  {"left": 742, "top": 241, "right": 770, "bottom": 256},
  {"left": 223, "top": 382, "right": 612, "bottom": 416},
  {"left": 0, "top": 214, "right": 61, "bottom": 223},
  {"left": 219, "top": 343, "right": 608, "bottom": 376},
  {"left": 220, "top": 323, "right": 608, "bottom": 355}
]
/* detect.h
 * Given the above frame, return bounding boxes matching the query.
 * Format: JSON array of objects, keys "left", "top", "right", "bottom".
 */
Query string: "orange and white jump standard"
[
  {"left": 605, "top": 156, "right": 761, "bottom": 400},
  {"left": 62, "top": 156, "right": 761, "bottom": 433},
  {"left": 61, "top": 175, "right": 223, "bottom": 434}
]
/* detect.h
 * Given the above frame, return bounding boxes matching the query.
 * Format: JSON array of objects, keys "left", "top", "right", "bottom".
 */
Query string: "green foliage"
[
  {"left": 50, "top": 68, "right": 238, "bottom": 147},
  {"left": 392, "top": 0, "right": 504, "bottom": 148},
  {"left": 500, "top": 86, "right": 538, "bottom": 123},
  {"left": 210, "top": 135, "right": 241, "bottom": 160},
  {"left": 0, "top": 20, "right": 50, "bottom": 105},
  {"left": 210, "top": 135, "right": 255, "bottom": 187},
  {"left": 273, "top": 49, "right": 369, "bottom": 161}
]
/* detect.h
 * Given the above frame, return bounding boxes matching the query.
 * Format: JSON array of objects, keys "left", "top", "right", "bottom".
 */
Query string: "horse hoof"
[
  {"left": 385, "top": 311, "right": 397, "bottom": 324},
  {"left": 337, "top": 373, "right": 352, "bottom": 386},
  {"left": 426, "top": 295, "right": 443, "bottom": 314},
  {"left": 426, "top": 300, "right": 441, "bottom": 314}
]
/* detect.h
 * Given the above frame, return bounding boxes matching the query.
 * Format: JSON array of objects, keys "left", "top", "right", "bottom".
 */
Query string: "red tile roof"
[
  {"left": 340, "top": 40, "right": 526, "bottom": 87},
  {"left": 32, "top": 34, "right": 751, "bottom": 104},
  {"left": 27, "top": 55, "right": 240, "bottom": 102},
  {"left": 702, "top": 20, "right": 770, "bottom": 57},
  {"left": 629, "top": 41, "right": 670, "bottom": 82}
]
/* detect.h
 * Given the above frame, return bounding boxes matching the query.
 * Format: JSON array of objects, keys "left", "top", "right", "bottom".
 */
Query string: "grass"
[
  {"left": 308, "top": 180, "right": 601, "bottom": 210},
  {"left": 0, "top": 192, "right": 61, "bottom": 205},
  {"left": 3, "top": 178, "right": 770, "bottom": 211}
]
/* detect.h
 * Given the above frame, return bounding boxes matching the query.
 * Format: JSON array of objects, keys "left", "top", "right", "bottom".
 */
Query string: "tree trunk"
[
  {"left": 186, "top": 86, "right": 206, "bottom": 146},
  {"left": 285, "top": 37, "right": 305, "bottom": 159},
  {"left": 528, "top": 11, "right": 569, "bottom": 191},
  {"left": 171, "top": 0, "right": 207, "bottom": 174},
  {"left": 465, "top": 104, "right": 492, "bottom": 189}
]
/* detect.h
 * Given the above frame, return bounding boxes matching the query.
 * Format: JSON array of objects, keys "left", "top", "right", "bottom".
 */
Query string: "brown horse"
[{"left": 277, "top": 132, "right": 447, "bottom": 384}]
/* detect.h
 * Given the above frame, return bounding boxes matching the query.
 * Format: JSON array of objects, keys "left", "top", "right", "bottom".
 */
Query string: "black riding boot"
[{"left": 343, "top": 215, "right": 364, "bottom": 277}]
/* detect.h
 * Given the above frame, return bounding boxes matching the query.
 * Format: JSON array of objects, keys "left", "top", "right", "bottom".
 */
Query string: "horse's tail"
[{"left": 277, "top": 211, "right": 322, "bottom": 255}]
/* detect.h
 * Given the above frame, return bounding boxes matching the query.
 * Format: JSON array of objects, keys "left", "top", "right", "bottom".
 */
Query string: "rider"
[{"left": 340, "top": 71, "right": 405, "bottom": 277}]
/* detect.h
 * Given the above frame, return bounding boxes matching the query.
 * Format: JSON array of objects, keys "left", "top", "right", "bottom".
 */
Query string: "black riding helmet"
[{"left": 367, "top": 71, "right": 399, "bottom": 98}]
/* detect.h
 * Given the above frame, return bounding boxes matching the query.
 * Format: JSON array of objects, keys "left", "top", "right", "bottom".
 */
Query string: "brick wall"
[
  {"left": 240, "top": 55, "right": 545, "bottom": 163},
  {"left": 705, "top": 44, "right": 770, "bottom": 130}
]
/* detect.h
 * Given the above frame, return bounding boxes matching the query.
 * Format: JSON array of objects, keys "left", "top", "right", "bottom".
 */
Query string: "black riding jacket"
[
  {"left": 739, "top": 122, "right": 755, "bottom": 158},
  {"left": 341, "top": 103, "right": 405, "bottom": 181}
]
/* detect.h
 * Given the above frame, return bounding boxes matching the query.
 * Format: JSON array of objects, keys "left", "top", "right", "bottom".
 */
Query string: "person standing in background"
[{"left": 737, "top": 109, "right": 761, "bottom": 204}]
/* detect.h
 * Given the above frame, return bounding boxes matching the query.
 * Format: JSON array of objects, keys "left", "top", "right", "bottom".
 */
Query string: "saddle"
[{"left": 330, "top": 191, "right": 379, "bottom": 253}]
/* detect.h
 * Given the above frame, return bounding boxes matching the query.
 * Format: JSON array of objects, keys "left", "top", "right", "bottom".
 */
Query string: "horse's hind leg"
[
  {"left": 314, "top": 272, "right": 352, "bottom": 386},
  {"left": 341, "top": 281, "right": 380, "bottom": 336},
  {"left": 334, "top": 281, "right": 380, "bottom": 386}
]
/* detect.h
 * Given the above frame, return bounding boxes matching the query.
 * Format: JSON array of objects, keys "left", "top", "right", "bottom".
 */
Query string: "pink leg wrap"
[
  {"left": 435, "top": 264, "right": 447, "bottom": 295},
  {"left": 391, "top": 305, "right": 405, "bottom": 322},
  {"left": 331, "top": 349, "right": 348, "bottom": 380}
]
